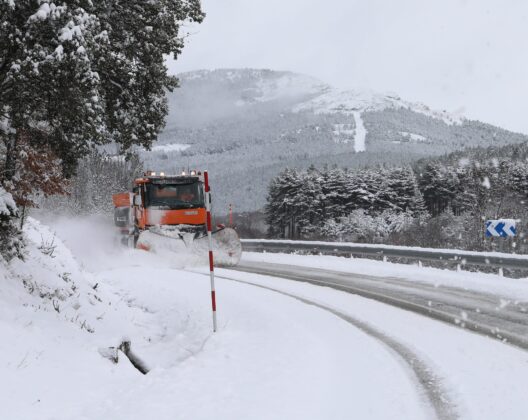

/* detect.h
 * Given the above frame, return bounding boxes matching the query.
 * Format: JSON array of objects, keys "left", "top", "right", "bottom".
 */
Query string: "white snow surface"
[
  {"left": 217, "top": 260, "right": 528, "bottom": 420},
  {"left": 352, "top": 111, "right": 366, "bottom": 152},
  {"left": 151, "top": 143, "right": 191, "bottom": 153},
  {"left": 2, "top": 216, "right": 528, "bottom": 419},
  {"left": 294, "top": 87, "right": 464, "bottom": 125},
  {"left": 246, "top": 238, "right": 528, "bottom": 261},
  {"left": 400, "top": 131, "right": 427, "bottom": 142},
  {"left": 0, "top": 216, "right": 426, "bottom": 419}
]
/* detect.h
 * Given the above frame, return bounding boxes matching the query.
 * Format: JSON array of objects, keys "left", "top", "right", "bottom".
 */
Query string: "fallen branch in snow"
[
  {"left": 118, "top": 340, "right": 150, "bottom": 375},
  {"left": 98, "top": 341, "right": 150, "bottom": 375},
  {"left": 52, "top": 300, "right": 60, "bottom": 313}
]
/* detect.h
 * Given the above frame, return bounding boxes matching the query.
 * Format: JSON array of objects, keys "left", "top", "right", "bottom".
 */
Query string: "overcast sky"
[{"left": 167, "top": 0, "right": 528, "bottom": 134}]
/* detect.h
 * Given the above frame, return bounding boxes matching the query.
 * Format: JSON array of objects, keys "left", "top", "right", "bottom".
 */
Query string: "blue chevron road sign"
[{"left": 486, "top": 219, "right": 517, "bottom": 237}]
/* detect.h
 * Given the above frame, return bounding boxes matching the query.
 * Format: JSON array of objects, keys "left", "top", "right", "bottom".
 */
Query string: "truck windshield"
[{"left": 146, "top": 182, "right": 204, "bottom": 209}]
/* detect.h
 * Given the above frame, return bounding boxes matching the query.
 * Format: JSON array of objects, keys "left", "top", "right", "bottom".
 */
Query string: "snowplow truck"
[{"left": 112, "top": 171, "right": 242, "bottom": 266}]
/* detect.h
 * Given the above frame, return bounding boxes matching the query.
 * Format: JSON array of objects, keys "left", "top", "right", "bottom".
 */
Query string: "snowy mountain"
[
  {"left": 141, "top": 69, "right": 528, "bottom": 213},
  {"left": 293, "top": 88, "right": 464, "bottom": 126}
]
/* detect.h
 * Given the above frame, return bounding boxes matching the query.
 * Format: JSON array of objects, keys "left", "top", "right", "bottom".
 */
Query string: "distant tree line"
[
  {"left": 266, "top": 165, "right": 425, "bottom": 238},
  {"left": 265, "top": 153, "right": 528, "bottom": 253}
]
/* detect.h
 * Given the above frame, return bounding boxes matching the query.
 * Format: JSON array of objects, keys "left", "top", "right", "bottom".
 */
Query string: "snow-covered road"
[
  {"left": 4, "top": 216, "right": 528, "bottom": 419},
  {"left": 231, "top": 258, "right": 528, "bottom": 349},
  {"left": 215, "top": 259, "right": 528, "bottom": 420}
]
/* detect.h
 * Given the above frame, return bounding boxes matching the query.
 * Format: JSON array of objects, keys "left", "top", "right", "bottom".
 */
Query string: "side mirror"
[{"left": 133, "top": 195, "right": 142, "bottom": 206}]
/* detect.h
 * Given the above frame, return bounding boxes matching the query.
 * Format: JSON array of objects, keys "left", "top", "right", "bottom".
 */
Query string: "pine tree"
[
  {"left": 0, "top": 187, "right": 22, "bottom": 261},
  {"left": 322, "top": 167, "right": 350, "bottom": 219},
  {"left": 419, "top": 162, "right": 459, "bottom": 216},
  {"left": 296, "top": 167, "right": 324, "bottom": 237},
  {"left": 384, "top": 166, "right": 425, "bottom": 214},
  {"left": 508, "top": 161, "right": 528, "bottom": 197},
  {"left": 265, "top": 168, "right": 304, "bottom": 238},
  {"left": 346, "top": 168, "right": 383, "bottom": 213}
]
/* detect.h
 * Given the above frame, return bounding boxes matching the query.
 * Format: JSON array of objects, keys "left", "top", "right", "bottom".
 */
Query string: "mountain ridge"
[{"left": 139, "top": 68, "right": 528, "bottom": 212}]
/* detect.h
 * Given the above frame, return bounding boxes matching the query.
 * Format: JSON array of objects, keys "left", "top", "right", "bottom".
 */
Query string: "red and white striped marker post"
[{"left": 204, "top": 171, "right": 218, "bottom": 332}]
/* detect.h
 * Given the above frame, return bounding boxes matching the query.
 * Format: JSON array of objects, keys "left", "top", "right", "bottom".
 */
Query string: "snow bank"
[
  {"left": 244, "top": 238, "right": 528, "bottom": 261},
  {"left": 9, "top": 218, "right": 101, "bottom": 328},
  {"left": 0, "top": 217, "right": 152, "bottom": 418}
]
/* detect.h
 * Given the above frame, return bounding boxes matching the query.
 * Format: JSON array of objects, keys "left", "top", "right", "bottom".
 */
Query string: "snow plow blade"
[{"left": 136, "top": 227, "right": 242, "bottom": 267}]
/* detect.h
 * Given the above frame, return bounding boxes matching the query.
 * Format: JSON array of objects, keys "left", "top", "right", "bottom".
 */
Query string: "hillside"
[{"left": 140, "top": 69, "right": 528, "bottom": 213}]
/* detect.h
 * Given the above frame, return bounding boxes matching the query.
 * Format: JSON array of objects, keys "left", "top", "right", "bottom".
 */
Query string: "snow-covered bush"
[
  {"left": 318, "top": 209, "right": 415, "bottom": 243},
  {"left": 0, "top": 187, "right": 22, "bottom": 261},
  {"left": 5, "top": 217, "right": 108, "bottom": 332}
]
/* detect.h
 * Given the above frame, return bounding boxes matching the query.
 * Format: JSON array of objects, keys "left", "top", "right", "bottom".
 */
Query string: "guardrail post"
[
  {"left": 382, "top": 255, "right": 387, "bottom": 263},
  {"left": 498, "top": 267, "right": 504, "bottom": 277},
  {"left": 456, "top": 263, "right": 462, "bottom": 272},
  {"left": 418, "top": 260, "right": 422, "bottom": 268}
]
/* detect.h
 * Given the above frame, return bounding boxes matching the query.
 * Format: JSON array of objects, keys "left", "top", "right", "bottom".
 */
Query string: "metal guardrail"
[{"left": 241, "top": 239, "right": 528, "bottom": 271}]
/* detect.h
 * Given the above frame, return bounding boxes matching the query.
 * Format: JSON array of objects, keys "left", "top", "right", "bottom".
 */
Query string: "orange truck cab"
[{"left": 112, "top": 171, "right": 208, "bottom": 246}]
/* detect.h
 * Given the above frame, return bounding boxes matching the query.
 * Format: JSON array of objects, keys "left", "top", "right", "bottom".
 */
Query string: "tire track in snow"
[
  {"left": 213, "top": 272, "right": 459, "bottom": 420},
  {"left": 232, "top": 261, "right": 528, "bottom": 350}
]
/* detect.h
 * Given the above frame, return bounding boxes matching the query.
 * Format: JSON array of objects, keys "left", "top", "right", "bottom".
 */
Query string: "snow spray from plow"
[{"left": 134, "top": 225, "right": 241, "bottom": 267}]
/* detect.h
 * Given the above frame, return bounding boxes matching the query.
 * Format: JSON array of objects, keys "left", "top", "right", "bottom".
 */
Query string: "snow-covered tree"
[
  {"left": 419, "top": 162, "right": 459, "bottom": 216},
  {"left": 0, "top": 187, "right": 22, "bottom": 261},
  {"left": 265, "top": 168, "right": 304, "bottom": 238},
  {"left": 0, "top": 0, "right": 203, "bottom": 254},
  {"left": 382, "top": 166, "right": 425, "bottom": 214},
  {"left": 296, "top": 167, "right": 324, "bottom": 236},
  {"left": 1, "top": 0, "right": 203, "bottom": 177},
  {"left": 40, "top": 150, "right": 143, "bottom": 215},
  {"left": 321, "top": 166, "right": 350, "bottom": 219}
]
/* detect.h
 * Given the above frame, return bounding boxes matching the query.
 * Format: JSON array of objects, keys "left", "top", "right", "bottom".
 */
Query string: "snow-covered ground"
[{"left": 2, "top": 217, "right": 528, "bottom": 419}]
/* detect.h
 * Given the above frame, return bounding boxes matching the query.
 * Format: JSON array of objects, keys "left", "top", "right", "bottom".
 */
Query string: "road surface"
[{"left": 229, "top": 259, "right": 528, "bottom": 349}]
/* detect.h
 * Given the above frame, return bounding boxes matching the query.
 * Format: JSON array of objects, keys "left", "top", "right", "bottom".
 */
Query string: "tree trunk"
[
  {"left": 19, "top": 204, "right": 26, "bottom": 229},
  {"left": 2, "top": 130, "right": 19, "bottom": 183}
]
